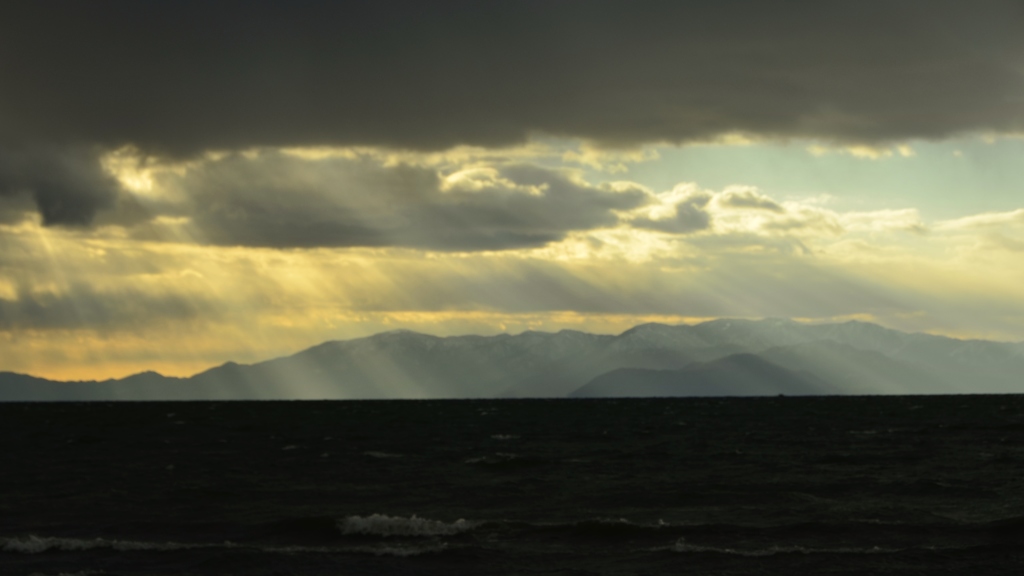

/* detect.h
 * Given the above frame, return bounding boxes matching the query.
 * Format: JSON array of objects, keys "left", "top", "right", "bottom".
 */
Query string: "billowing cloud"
[
  {"left": 714, "top": 189, "right": 784, "bottom": 213},
  {"left": 628, "top": 184, "right": 713, "bottom": 234},
  {"left": 2, "top": 1, "right": 1023, "bottom": 158},
  {"left": 624, "top": 184, "right": 841, "bottom": 242},
  {"left": 133, "top": 151, "right": 649, "bottom": 251}
]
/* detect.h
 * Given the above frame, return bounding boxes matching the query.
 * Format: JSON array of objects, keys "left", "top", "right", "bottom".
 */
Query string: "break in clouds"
[{"left": 2, "top": 1, "right": 1024, "bottom": 226}]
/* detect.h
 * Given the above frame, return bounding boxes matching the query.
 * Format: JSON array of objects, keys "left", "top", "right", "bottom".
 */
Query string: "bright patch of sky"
[{"left": 606, "top": 137, "right": 1024, "bottom": 219}]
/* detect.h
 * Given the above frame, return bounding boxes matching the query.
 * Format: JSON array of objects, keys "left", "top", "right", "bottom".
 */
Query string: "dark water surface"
[{"left": 3, "top": 396, "right": 1024, "bottom": 575}]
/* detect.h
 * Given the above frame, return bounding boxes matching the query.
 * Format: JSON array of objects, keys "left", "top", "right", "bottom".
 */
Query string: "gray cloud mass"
[
  {"left": 2, "top": 1, "right": 1024, "bottom": 231},
  {"left": 155, "top": 153, "right": 648, "bottom": 251},
  {"left": 0, "top": 145, "right": 121, "bottom": 226},
  {"left": 3, "top": 1, "right": 1023, "bottom": 154},
  {"left": 631, "top": 192, "right": 713, "bottom": 234},
  {"left": 717, "top": 190, "right": 785, "bottom": 213}
]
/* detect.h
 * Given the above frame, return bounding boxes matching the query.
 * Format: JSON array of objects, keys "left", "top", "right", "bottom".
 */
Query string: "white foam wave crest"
[
  {"left": 339, "top": 514, "right": 477, "bottom": 537},
  {"left": 672, "top": 539, "right": 899, "bottom": 556}
]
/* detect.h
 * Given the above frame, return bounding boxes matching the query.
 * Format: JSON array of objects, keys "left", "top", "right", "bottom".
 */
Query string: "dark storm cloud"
[
  {"left": 159, "top": 152, "right": 648, "bottom": 251},
  {"left": 0, "top": 191, "right": 36, "bottom": 225},
  {"left": 0, "top": 145, "right": 121, "bottom": 226},
  {"left": 3, "top": 0, "right": 1024, "bottom": 157}
]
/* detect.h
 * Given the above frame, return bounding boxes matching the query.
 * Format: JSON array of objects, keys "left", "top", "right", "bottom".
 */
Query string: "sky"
[{"left": 2, "top": 1, "right": 1024, "bottom": 380}]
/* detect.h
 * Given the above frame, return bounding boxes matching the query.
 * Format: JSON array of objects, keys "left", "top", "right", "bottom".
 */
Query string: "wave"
[
  {"left": 338, "top": 514, "right": 479, "bottom": 537},
  {"left": 3, "top": 534, "right": 449, "bottom": 558},
  {"left": 263, "top": 513, "right": 1017, "bottom": 544},
  {"left": 2, "top": 535, "right": 209, "bottom": 554},
  {"left": 363, "top": 451, "right": 402, "bottom": 459},
  {"left": 548, "top": 518, "right": 673, "bottom": 537},
  {"left": 346, "top": 542, "right": 450, "bottom": 557},
  {"left": 465, "top": 452, "right": 518, "bottom": 464},
  {"left": 523, "top": 517, "right": 891, "bottom": 538},
  {"left": 671, "top": 539, "right": 902, "bottom": 556},
  {"left": 10, "top": 513, "right": 1000, "bottom": 559},
  {"left": 259, "top": 542, "right": 449, "bottom": 557},
  {"left": 539, "top": 517, "right": 989, "bottom": 539},
  {"left": 270, "top": 514, "right": 925, "bottom": 543}
]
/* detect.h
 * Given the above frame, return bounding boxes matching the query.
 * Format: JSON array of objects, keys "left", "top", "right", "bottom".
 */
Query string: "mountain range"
[{"left": 2, "top": 319, "right": 1022, "bottom": 400}]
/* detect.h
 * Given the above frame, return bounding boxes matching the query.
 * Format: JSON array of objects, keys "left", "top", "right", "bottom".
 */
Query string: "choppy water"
[{"left": 3, "top": 396, "right": 1024, "bottom": 575}]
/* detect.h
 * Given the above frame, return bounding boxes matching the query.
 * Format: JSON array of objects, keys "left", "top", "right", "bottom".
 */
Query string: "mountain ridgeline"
[{"left": 2, "top": 319, "right": 1022, "bottom": 400}]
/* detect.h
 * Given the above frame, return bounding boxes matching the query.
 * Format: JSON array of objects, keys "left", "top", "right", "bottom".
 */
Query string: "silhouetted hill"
[
  {"left": 1, "top": 319, "right": 1021, "bottom": 400},
  {"left": 757, "top": 341, "right": 958, "bottom": 395},
  {"left": 499, "top": 343, "right": 747, "bottom": 398},
  {"left": 569, "top": 353, "right": 825, "bottom": 398}
]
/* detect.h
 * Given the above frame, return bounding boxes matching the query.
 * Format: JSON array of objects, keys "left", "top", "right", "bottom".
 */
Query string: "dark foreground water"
[{"left": 3, "top": 396, "right": 1024, "bottom": 575}]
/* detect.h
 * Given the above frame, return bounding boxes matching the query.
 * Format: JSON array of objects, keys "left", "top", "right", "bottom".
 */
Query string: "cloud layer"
[
  {"left": 0, "top": 145, "right": 122, "bottom": 225},
  {"left": 4, "top": 171, "right": 1024, "bottom": 380},
  {"left": 130, "top": 151, "right": 648, "bottom": 251},
  {"left": 3, "top": 1, "right": 1024, "bottom": 155},
  {"left": 3, "top": 2, "right": 1024, "bottom": 380},
  {"left": 3, "top": 1, "right": 1023, "bottom": 227}
]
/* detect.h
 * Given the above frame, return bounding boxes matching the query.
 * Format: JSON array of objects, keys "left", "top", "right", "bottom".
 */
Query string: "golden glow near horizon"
[{"left": 2, "top": 138, "right": 1024, "bottom": 380}]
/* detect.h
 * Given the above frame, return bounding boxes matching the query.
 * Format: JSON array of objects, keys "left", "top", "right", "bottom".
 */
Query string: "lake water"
[{"left": 3, "top": 395, "right": 1024, "bottom": 575}]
